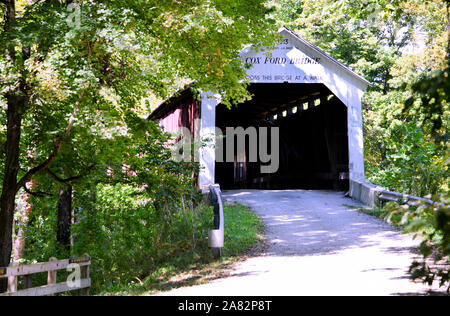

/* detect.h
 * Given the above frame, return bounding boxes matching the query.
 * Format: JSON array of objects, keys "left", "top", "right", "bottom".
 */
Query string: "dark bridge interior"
[{"left": 215, "top": 83, "right": 349, "bottom": 190}]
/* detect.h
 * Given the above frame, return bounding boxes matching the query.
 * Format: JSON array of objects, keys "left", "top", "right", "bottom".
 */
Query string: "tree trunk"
[
  {"left": 57, "top": 186, "right": 72, "bottom": 253},
  {"left": 0, "top": 94, "right": 23, "bottom": 293},
  {"left": 12, "top": 190, "right": 33, "bottom": 262},
  {"left": 0, "top": 83, "right": 25, "bottom": 292},
  {"left": 0, "top": 0, "right": 21, "bottom": 293},
  {"left": 0, "top": 191, "right": 18, "bottom": 293}
]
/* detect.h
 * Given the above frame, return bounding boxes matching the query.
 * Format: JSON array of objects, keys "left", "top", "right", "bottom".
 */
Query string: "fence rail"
[{"left": 0, "top": 255, "right": 91, "bottom": 296}]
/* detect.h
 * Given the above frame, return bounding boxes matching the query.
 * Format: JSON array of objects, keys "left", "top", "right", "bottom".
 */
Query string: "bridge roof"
[
  {"left": 149, "top": 27, "right": 370, "bottom": 121},
  {"left": 278, "top": 27, "right": 371, "bottom": 87}
]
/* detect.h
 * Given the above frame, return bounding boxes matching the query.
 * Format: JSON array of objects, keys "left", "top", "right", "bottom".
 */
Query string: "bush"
[
  {"left": 222, "top": 203, "right": 264, "bottom": 257},
  {"left": 385, "top": 195, "right": 450, "bottom": 293},
  {"left": 70, "top": 183, "right": 212, "bottom": 293},
  {"left": 20, "top": 121, "right": 211, "bottom": 293},
  {"left": 366, "top": 124, "right": 449, "bottom": 197}
]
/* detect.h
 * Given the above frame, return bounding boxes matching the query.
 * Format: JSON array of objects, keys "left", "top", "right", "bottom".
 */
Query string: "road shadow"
[
  {"left": 220, "top": 189, "right": 449, "bottom": 295},
  {"left": 222, "top": 189, "right": 406, "bottom": 258}
]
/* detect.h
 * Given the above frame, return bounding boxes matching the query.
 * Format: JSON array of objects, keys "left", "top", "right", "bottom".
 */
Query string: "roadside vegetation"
[
  {"left": 18, "top": 149, "right": 265, "bottom": 296},
  {"left": 343, "top": 204, "right": 389, "bottom": 219},
  {"left": 16, "top": 190, "right": 264, "bottom": 295},
  {"left": 97, "top": 203, "right": 264, "bottom": 296},
  {"left": 385, "top": 199, "right": 450, "bottom": 293}
]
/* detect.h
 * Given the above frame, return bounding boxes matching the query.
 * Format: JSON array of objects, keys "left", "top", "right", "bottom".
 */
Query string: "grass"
[
  {"left": 100, "top": 202, "right": 265, "bottom": 296},
  {"left": 343, "top": 203, "right": 406, "bottom": 231},
  {"left": 221, "top": 203, "right": 265, "bottom": 257},
  {"left": 343, "top": 204, "right": 389, "bottom": 219}
]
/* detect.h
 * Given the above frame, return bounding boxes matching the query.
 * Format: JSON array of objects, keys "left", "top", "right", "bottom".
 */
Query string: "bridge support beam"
[{"left": 198, "top": 92, "right": 220, "bottom": 192}]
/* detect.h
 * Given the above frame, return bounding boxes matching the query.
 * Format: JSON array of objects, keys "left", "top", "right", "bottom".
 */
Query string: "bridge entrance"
[
  {"left": 149, "top": 28, "right": 369, "bottom": 196},
  {"left": 215, "top": 83, "right": 349, "bottom": 191}
]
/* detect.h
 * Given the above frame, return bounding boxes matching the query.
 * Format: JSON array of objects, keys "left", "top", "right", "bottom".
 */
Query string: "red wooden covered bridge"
[{"left": 149, "top": 27, "right": 372, "bottom": 203}]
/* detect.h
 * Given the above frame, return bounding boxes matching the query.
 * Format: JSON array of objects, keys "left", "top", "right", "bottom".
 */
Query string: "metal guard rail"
[{"left": 378, "top": 189, "right": 446, "bottom": 208}]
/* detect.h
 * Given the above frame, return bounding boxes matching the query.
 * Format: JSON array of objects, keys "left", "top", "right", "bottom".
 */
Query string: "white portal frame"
[{"left": 198, "top": 27, "right": 370, "bottom": 191}]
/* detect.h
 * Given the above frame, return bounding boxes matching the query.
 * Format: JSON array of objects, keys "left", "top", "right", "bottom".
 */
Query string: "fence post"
[
  {"left": 24, "top": 275, "right": 33, "bottom": 289},
  {"left": 81, "top": 254, "right": 90, "bottom": 296},
  {"left": 47, "top": 257, "right": 57, "bottom": 296},
  {"left": 7, "top": 262, "right": 18, "bottom": 294}
]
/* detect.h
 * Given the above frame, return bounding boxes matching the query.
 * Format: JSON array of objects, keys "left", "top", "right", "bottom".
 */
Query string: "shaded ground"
[{"left": 156, "top": 190, "right": 443, "bottom": 296}]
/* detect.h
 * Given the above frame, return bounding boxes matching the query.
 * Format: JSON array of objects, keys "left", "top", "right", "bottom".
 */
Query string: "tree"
[
  {"left": 269, "top": 0, "right": 419, "bottom": 90},
  {"left": 403, "top": 0, "right": 450, "bottom": 144},
  {"left": 0, "top": 0, "right": 276, "bottom": 292}
]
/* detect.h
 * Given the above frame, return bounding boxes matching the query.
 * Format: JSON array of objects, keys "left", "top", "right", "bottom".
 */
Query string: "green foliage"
[
  {"left": 385, "top": 196, "right": 450, "bottom": 292},
  {"left": 0, "top": 0, "right": 277, "bottom": 280},
  {"left": 343, "top": 204, "right": 389, "bottom": 219},
  {"left": 22, "top": 185, "right": 265, "bottom": 295},
  {"left": 21, "top": 120, "right": 208, "bottom": 293},
  {"left": 222, "top": 203, "right": 264, "bottom": 257},
  {"left": 366, "top": 122, "right": 449, "bottom": 196},
  {"left": 20, "top": 195, "right": 60, "bottom": 262},
  {"left": 403, "top": 59, "right": 450, "bottom": 144},
  {"left": 95, "top": 203, "right": 264, "bottom": 296},
  {"left": 70, "top": 183, "right": 211, "bottom": 292}
]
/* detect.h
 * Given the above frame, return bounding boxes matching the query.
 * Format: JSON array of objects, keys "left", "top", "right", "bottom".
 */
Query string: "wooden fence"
[{"left": 0, "top": 255, "right": 91, "bottom": 296}]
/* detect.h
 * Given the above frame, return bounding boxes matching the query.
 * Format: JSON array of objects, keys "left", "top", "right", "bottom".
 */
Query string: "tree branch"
[
  {"left": 46, "top": 164, "right": 95, "bottom": 184},
  {"left": 16, "top": 89, "right": 86, "bottom": 190},
  {"left": 23, "top": 184, "right": 53, "bottom": 198}
]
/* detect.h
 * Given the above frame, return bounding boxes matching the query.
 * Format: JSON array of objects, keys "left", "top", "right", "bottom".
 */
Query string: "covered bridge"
[{"left": 149, "top": 27, "right": 371, "bottom": 202}]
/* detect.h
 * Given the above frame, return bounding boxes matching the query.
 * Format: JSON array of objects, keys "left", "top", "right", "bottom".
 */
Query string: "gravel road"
[{"left": 156, "top": 190, "right": 441, "bottom": 296}]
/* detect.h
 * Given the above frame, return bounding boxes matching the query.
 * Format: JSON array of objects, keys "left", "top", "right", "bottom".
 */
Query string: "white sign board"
[{"left": 241, "top": 37, "right": 326, "bottom": 84}]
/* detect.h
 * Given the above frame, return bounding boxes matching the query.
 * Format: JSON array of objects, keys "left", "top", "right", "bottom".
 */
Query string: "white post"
[
  {"left": 347, "top": 86, "right": 365, "bottom": 182},
  {"left": 47, "top": 257, "right": 57, "bottom": 296},
  {"left": 198, "top": 92, "right": 220, "bottom": 192}
]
